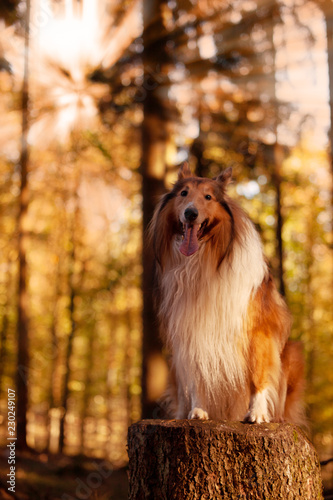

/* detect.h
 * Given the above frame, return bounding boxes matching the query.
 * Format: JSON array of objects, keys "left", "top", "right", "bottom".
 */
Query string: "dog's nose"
[{"left": 184, "top": 207, "right": 199, "bottom": 222}]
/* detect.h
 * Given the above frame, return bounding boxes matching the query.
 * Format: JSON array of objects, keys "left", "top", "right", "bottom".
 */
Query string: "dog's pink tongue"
[{"left": 180, "top": 224, "right": 200, "bottom": 256}]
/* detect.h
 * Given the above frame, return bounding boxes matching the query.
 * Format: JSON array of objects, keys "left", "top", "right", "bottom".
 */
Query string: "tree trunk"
[
  {"left": 128, "top": 420, "right": 323, "bottom": 500},
  {"left": 325, "top": 6, "right": 333, "bottom": 236},
  {"left": 16, "top": 0, "right": 31, "bottom": 451},
  {"left": 58, "top": 285, "right": 75, "bottom": 454},
  {"left": 0, "top": 262, "right": 13, "bottom": 396},
  {"left": 58, "top": 178, "right": 81, "bottom": 453},
  {"left": 141, "top": 0, "right": 170, "bottom": 419},
  {"left": 273, "top": 143, "right": 286, "bottom": 297}
]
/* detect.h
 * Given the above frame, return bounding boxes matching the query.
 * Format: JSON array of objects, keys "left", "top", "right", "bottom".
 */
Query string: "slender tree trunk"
[
  {"left": 304, "top": 199, "right": 317, "bottom": 435},
  {"left": 0, "top": 263, "right": 13, "bottom": 396},
  {"left": 106, "top": 316, "right": 119, "bottom": 457},
  {"left": 49, "top": 312, "right": 59, "bottom": 411},
  {"left": 141, "top": 0, "right": 170, "bottom": 419},
  {"left": 270, "top": 7, "right": 286, "bottom": 298},
  {"left": 47, "top": 224, "right": 66, "bottom": 453},
  {"left": 49, "top": 259, "right": 61, "bottom": 408},
  {"left": 0, "top": 309, "right": 9, "bottom": 395},
  {"left": 58, "top": 181, "right": 81, "bottom": 453},
  {"left": 58, "top": 283, "right": 76, "bottom": 453},
  {"left": 325, "top": 8, "right": 333, "bottom": 251},
  {"left": 273, "top": 143, "right": 286, "bottom": 297},
  {"left": 16, "top": 0, "right": 31, "bottom": 451},
  {"left": 124, "top": 310, "right": 134, "bottom": 428},
  {"left": 80, "top": 328, "right": 94, "bottom": 453}
]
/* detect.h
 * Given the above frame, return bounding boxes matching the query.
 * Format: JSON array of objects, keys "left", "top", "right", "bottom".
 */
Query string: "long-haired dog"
[{"left": 150, "top": 163, "right": 305, "bottom": 424}]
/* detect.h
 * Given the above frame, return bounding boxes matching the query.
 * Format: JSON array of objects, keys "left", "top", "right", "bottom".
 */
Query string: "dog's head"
[
  {"left": 152, "top": 163, "right": 236, "bottom": 267},
  {"left": 174, "top": 163, "right": 233, "bottom": 256}
]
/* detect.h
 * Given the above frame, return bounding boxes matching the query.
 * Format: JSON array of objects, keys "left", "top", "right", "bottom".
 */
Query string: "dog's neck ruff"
[{"left": 158, "top": 218, "right": 267, "bottom": 414}]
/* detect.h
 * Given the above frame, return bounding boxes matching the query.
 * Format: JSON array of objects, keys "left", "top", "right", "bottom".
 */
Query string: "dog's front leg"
[
  {"left": 244, "top": 389, "right": 270, "bottom": 424},
  {"left": 188, "top": 386, "right": 209, "bottom": 420},
  {"left": 244, "top": 334, "right": 280, "bottom": 424}
]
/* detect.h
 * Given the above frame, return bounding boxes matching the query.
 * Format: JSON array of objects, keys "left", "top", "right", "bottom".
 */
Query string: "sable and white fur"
[{"left": 150, "top": 163, "right": 305, "bottom": 424}]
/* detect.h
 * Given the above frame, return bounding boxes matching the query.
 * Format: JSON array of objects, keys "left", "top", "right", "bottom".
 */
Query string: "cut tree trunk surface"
[{"left": 128, "top": 419, "right": 323, "bottom": 500}]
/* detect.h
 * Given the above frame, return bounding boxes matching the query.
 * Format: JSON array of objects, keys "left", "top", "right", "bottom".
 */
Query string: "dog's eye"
[
  {"left": 180, "top": 190, "right": 188, "bottom": 197},
  {"left": 205, "top": 194, "right": 212, "bottom": 200}
]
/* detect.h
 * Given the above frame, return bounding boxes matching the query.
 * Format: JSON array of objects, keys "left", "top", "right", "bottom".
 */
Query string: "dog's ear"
[
  {"left": 216, "top": 167, "right": 233, "bottom": 188},
  {"left": 178, "top": 161, "right": 192, "bottom": 180}
]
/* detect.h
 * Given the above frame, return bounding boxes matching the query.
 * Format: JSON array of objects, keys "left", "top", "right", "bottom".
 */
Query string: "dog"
[{"left": 149, "top": 162, "right": 305, "bottom": 424}]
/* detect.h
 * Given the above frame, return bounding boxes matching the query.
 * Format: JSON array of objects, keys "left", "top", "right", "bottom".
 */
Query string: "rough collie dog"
[{"left": 150, "top": 163, "right": 305, "bottom": 424}]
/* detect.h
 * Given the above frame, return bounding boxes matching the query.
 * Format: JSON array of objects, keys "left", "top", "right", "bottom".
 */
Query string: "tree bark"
[{"left": 128, "top": 420, "right": 323, "bottom": 500}]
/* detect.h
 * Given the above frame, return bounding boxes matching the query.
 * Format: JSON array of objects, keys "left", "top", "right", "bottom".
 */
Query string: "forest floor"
[{"left": 0, "top": 449, "right": 128, "bottom": 500}]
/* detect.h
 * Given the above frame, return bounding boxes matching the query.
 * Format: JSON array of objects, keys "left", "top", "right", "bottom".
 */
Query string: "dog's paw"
[
  {"left": 243, "top": 390, "right": 270, "bottom": 424},
  {"left": 188, "top": 407, "right": 209, "bottom": 420},
  {"left": 243, "top": 408, "right": 270, "bottom": 424}
]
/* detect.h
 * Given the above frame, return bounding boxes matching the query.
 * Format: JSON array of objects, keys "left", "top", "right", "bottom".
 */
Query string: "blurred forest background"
[{"left": 0, "top": 0, "right": 332, "bottom": 498}]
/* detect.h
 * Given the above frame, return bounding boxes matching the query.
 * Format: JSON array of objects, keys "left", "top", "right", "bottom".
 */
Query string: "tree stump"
[{"left": 127, "top": 419, "right": 323, "bottom": 499}]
